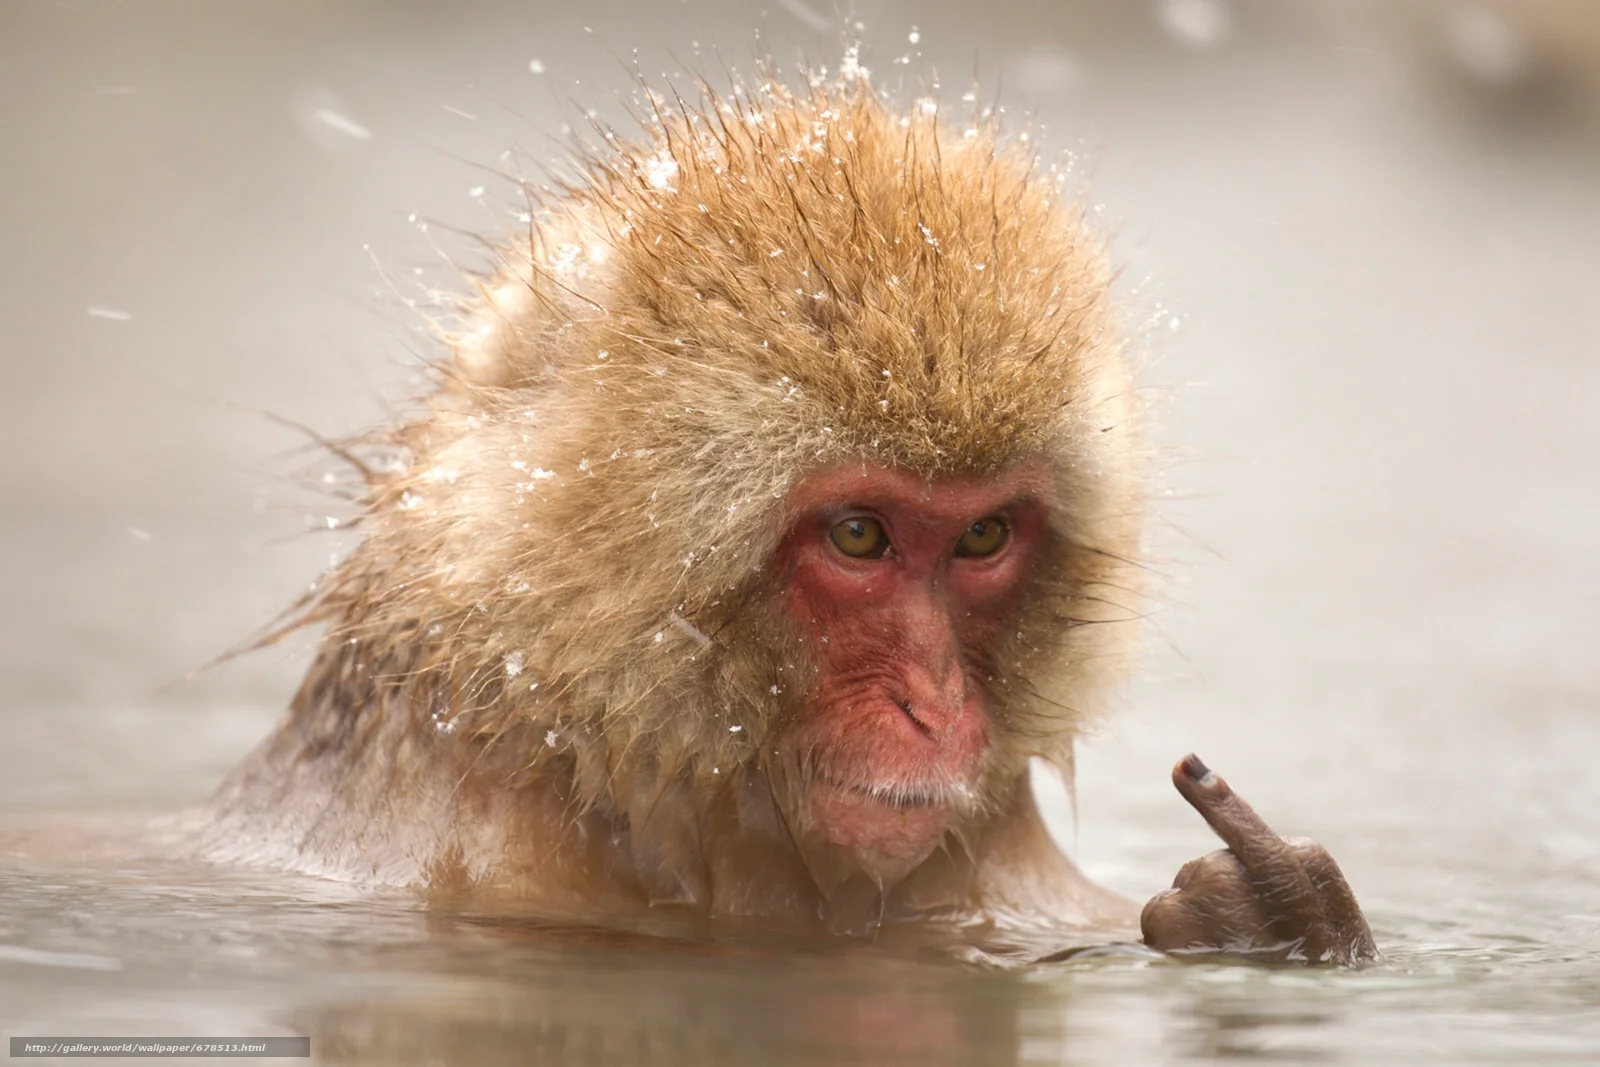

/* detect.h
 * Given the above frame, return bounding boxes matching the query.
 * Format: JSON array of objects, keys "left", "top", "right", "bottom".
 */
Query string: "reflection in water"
[
  {"left": 9, "top": 851, "right": 1597, "bottom": 1065},
  {"left": 1, "top": 861, "right": 1030, "bottom": 1067},
  {"left": 0, "top": 858, "right": 1379, "bottom": 1067},
  {"left": 297, "top": 953, "right": 1017, "bottom": 1067},
  {"left": 1167, "top": 1004, "right": 1340, "bottom": 1063}
]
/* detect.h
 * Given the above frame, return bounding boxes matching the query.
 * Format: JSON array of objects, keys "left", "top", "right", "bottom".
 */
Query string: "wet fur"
[{"left": 201, "top": 72, "right": 1145, "bottom": 930}]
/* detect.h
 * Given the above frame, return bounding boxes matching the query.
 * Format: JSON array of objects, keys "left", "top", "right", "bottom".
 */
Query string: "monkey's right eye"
[{"left": 829, "top": 517, "right": 889, "bottom": 559}]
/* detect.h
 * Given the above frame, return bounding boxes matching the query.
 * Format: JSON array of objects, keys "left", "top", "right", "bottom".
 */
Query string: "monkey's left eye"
[
  {"left": 829, "top": 517, "right": 889, "bottom": 559},
  {"left": 955, "top": 517, "right": 1009, "bottom": 558}
]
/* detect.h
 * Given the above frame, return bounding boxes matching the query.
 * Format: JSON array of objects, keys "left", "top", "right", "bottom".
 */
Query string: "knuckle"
[
  {"left": 1196, "top": 848, "right": 1246, "bottom": 881},
  {"left": 1141, "top": 890, "right": 1192, "bottom": 946},
  {"left": 1284, "top": 836, "right": 1338, "bottom": 874},
  {"left": 1143, "top": 887, "right": 1179, "bottom": 917},
  {"left": 1141, "top": 888, "right": 1185, "bottom": 926},
  {"left": 1283, "top": 834, "right": 1327, "bottom": 858}
]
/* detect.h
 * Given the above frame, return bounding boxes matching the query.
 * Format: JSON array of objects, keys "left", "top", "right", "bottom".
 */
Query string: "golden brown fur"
[{"left": 200, "top": 72, "right": 1144, "bottom": 942}]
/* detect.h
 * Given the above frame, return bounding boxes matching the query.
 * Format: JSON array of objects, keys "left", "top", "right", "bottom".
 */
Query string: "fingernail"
[{"left": 1180, "top": 753, "right": 1214, "bottom": 784}]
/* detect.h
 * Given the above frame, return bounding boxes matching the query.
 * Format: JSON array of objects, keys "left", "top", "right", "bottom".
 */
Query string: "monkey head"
[{"left": 309, "top": 75, "right": 1143, "bottom": 920}]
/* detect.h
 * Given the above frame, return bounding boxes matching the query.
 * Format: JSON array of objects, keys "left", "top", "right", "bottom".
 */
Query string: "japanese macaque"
[{"left": 200, "top": 73, "right": 1374, "bottom": 964}]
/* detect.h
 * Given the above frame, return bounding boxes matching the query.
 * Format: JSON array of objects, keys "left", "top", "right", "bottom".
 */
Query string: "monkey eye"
[
  {"left": 955, "top": 516, "right": 1009, "bottom": 558},
  {"left": 829, "top": 516, "right": 889, "bottom": 559}
]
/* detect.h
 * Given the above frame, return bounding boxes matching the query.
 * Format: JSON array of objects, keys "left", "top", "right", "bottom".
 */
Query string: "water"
[
  {"left": 2, "top": 1, "right": 1597, "bottom": 1063},
  {"left": 7, "top": 682, "right": 1597, "bottom": 1064}
]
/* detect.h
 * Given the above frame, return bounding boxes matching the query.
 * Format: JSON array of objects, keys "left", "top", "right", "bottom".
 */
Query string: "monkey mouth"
[{"left": 817, "top": 775, "right": 977, "bottom": 812}]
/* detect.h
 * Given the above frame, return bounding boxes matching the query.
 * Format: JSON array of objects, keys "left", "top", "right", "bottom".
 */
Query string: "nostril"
[{"left": 897, "top": 698, "right": 935, "bottom": 738}]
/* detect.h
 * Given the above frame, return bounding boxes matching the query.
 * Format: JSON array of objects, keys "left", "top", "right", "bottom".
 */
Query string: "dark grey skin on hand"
[{"left": 1141, "top": 754, "right": 1379, "bottom": 966}]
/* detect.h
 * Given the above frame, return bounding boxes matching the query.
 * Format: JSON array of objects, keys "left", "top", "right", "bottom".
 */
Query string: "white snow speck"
[
  {"left": 127, "top": 527, "right": 151, "bottom": 541},
  {"left": 839, "top": 43, "right": 870, "bottom": 82},
  {"left": 644, "top": 149, "right": 679, "bottom": 191},
  {"left": 314, "top": 108, "right": 372, "bottom": 141},
  {"left": 504, "top": 651, "right": 526, "bottom": 678},
  {"left": 87, "top": 306, "right": 131, "bottom": 322},
  {"left": 774, "top": 0, "right": 830, "bottom": 32},
  {"left": 528, "top": 58, "right": 547, "bottom": 74},
  {"left": 423, "top": 465, "right": 459, "bottom": 485},
  {"left": 545, "top": 729, "right": 560, "bottom": 748},
  {"left": 668, "top": 612, "right": 713, "bottom": 649},
  {"left": 1157, "top": 0, "right": 1232, "bottom": 49},
  {"left": 729, "top": 725, "right": 743, "bottom": 733}
]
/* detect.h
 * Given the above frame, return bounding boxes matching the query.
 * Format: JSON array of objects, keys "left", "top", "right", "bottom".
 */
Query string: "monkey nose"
[
  {"left": 895, "top": 697, "right": 966, "bottom": 744},
  {"left": 896, "top": 698, "right": 937, "bottom": 739},
  {"left": 895, "top": 667, "right": 966, "bottom": 742}
]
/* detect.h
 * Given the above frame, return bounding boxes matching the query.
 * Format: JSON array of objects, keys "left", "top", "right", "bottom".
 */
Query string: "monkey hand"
[{"left": 1140, "top": 754, "right": 1379, "bottom": 966}]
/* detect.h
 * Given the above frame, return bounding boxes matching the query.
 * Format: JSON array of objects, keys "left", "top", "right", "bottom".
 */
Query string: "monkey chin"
[
  {"left": 803, "top": 777, "right": 974, "bottom": 888},
  {"left": 786, "top": 703, "right": 990, "bottom": 891}
]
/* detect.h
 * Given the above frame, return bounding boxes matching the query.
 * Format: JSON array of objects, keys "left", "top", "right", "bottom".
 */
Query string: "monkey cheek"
[{"left": 802, "top": 784, "right": 958, "bottom": 887}]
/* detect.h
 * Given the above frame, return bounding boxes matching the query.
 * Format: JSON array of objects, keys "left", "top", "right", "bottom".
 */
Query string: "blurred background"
[{"left": 1, "top": 0, "right": 1598, "bottom": 1057}]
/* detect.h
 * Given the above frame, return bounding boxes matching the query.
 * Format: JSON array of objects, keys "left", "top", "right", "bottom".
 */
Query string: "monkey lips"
[{"left": 796, "top": 696, "right": 990, "bottom": 887}]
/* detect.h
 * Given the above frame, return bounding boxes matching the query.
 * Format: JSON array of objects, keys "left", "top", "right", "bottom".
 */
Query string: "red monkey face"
[{"left": 775, "top": 463, "right": 1047, "bottom": 887}]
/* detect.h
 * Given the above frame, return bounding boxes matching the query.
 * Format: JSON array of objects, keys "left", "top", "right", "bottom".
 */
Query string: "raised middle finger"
[{"left": 1170, "top": 754, "right": 1331, "bottom": 956}]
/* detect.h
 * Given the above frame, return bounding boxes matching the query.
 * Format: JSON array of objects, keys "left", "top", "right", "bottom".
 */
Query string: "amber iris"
[
  {"left": 955, "top": 517, "right": 1008, "bottom": 557},
  {"left": 829, "top": 516, "right": 889, "bottom": 559}
]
